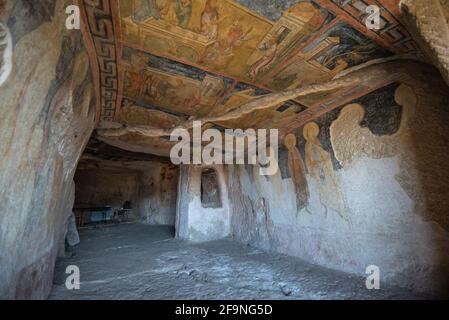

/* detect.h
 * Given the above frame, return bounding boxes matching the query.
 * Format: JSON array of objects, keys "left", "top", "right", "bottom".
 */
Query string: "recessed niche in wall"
[{"left": 201, "top": 168, "right": 222, "bottom": 208}]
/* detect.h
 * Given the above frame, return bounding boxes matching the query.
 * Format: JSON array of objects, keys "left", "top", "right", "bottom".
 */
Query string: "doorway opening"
[{"left": 71, "top": 139, "right": 179, "bottom": 233}]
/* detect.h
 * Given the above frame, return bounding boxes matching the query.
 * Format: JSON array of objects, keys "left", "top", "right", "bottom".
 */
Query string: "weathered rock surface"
[
  {"left": 75, "top": 160, "right": 179, "bottom": 225},
  {"left": 0, "top": 0, "right": 95, "bottom": 299},
  {"left": 401, "top": 0, "right": 449, "bottom": 86}
]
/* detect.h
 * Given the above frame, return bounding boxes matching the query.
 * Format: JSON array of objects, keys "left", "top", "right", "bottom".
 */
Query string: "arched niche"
[{"left": 201, "top": 168, "right": 222, "bottom": 208}]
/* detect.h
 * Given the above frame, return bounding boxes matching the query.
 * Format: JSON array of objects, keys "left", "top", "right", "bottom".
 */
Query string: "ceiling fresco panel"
[
  {"left": 267, "top": 21, "right": 393, "bottom": 91},
  {"left": 80, "top": 0, "right": 425, "bottom": 156},
  {"left": 118, "top": 0, "right": 335, "bottom": 83}
]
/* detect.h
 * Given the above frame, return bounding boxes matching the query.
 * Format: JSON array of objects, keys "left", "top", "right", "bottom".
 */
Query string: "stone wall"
[
  {"left": 0, "top": 0, "right": 96, "bottom": 299},
  {"left": 176, "top": 165, "right": 231, "bottom": 242},
  {"left": 227, "top": 73, "right": 449, "bottom": 297}
]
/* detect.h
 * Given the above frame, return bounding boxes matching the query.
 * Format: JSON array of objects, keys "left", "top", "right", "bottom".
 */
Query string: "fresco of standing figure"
[
  {"left": 174, "top": 0, "right": 192, "bottom": 29},
  {"left": 201, "top": 0, "right": 219, "bottom": 41},
  {"left": 303, "top": 122, "right": 347, "bottom": 220},
  {"left": 284, "top": 133, "right": 310, "bottom": 211}
]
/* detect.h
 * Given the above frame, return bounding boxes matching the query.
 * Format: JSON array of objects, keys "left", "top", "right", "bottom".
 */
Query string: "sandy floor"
[{"left": 50, "top": 223, "right": 422, "bottom": 300}]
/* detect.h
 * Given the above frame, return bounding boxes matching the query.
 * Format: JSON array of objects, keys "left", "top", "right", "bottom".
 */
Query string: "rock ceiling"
[{"left": 79, "top": 0, "right": 424, "bottom": 157}]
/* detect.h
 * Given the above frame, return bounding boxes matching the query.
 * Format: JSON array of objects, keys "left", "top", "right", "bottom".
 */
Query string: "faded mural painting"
[
  {"left": 303, "top": 121, "right": 346, "bottom": 220},
  {"left": 284, "top": 133, "right": 309, "bottom": 211},
  {"left": 120, "top": 0, "right": 333, "bottom": 81},
  {"left": 1, "top": 0, "right": 449, "bottom": 301},
  {"left": 265, "top": 82, "right": 417, "bottom": 222},
  {"left": 109, "top": 0, "right": 402, "bottom": 156},
  {"left": 111, "top": 0, "right": 400, "bottom": 156},
  {"left": 228, "top": 76, "right": 449, "bottom": 296},
  {"left": 268, "top": 22, "right": 392, "bottom": 90},
  {"left": 122, "top": 47, "right": 230, "bottom": 117},
  {"left": 118, "top": 0, "right": 388, "bottom": 93}
]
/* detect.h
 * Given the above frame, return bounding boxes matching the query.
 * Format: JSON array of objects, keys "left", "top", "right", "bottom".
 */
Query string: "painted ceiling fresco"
[{"left": 80, "top": 0, "right": 423, "bottom": 156}]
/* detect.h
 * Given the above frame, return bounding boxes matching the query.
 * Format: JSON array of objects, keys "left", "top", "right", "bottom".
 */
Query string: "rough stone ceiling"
[{"left": 79, "top": 0, "right": 425, "bottom": 157}]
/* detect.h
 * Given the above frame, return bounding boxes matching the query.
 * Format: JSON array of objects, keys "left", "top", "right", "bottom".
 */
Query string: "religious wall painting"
[
  {"left": 119, "top": 0, "right": 269, "bottom": 75},
  {"left": 120, "top": 45, "right": 303, "bottom": 130},
  {"left": 441, "top": 0, "right": 449, "bottom": 24},
  {"left": 303, "top": 122, "right": 347, "bottom": 220},
  {"left": 351, "top": 83, "right": 403, "bottom": 136},
  {"left": 284, "top": 133, "right": 309, "bottom": 211},
  {"left": 129, "top": 0, "right": 196, "bottom": 29},
  {"left": 122, "top": 48, "right": 229, "bottom": 116},
  {"left": 245, "top": 1, "right": 333, "bottom": 81},
  {"left": 119, "top": 0, "right": 332, "bottom": 82},
  {"left": 329, "top": 83, "right": 407, "bottom": 167},
  {"left": 331, "top": 0, "right": 423, "bottom": 55},
  {"left": 325, "top": 82, "right": 449, "bottom": 231},
  {"left": 330, "top": 104, "right": 396, "bottom": 168},
  {"left": 268, "top": 22, "right": 393, "bottom": 90},
  {"left": 201, "top": 13, "right": 260, "bottom": 74},
  {"left": 122, "top": 46, "right": 234, "bottom": 87},
  {"left": 306, "top": 22, "right": 392, "bottom": 71},
  {"left": 233, "top": 82, "right": 271, "bottom": 96},
  {"left": 328, "top": 84, "right": 413, "bottom": 184},
  {"left": 123, "top": 67, "right": 207, "bottom": 115}
]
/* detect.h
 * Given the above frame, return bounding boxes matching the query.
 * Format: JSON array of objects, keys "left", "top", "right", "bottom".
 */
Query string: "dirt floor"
[{"left": 50, "top": 223, "right": 423, "bottom": 300}]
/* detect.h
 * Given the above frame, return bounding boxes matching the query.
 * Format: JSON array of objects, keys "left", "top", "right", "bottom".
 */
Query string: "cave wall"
[
  {"left": 0, "top": 0, "right": 96, "bottom": 299},
  {"left": 227, "top": 75, "right": 449, "bottom": 298},
  {"left": 75, "top": 161, "right": 179, "bottom": 225},
  {"left": 176, "top": 165, "right": 230, "bottom": 242},
  {"left": 137, "top": 163, "right": 179, "bottom": 225},
  {"left": 75, "top": 168, "right": 140, "bottom": 212},
  {"left": 401, "top": 0, "right": 449, "bottom": 86}
]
